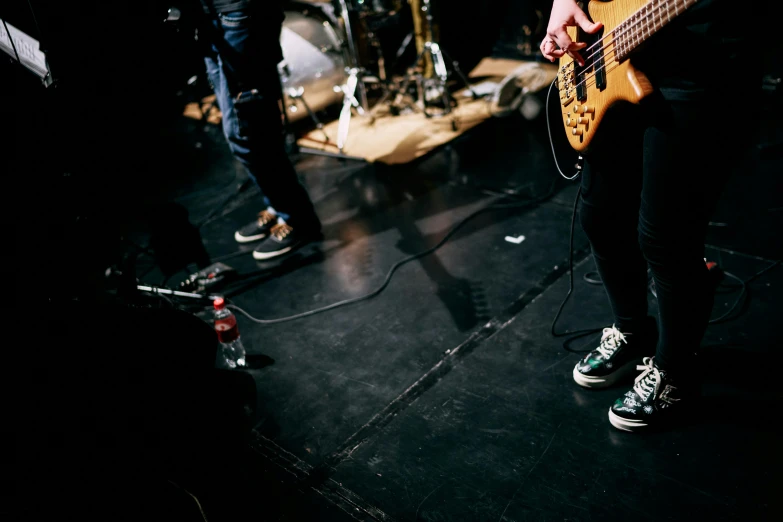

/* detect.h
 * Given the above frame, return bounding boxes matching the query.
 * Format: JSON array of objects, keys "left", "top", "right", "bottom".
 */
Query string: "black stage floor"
[{"left": 33, "top": 85, "right": 783, "bottom": 521}]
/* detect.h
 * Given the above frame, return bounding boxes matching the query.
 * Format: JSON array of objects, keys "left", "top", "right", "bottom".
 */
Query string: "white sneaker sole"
[
  {"left": 608, "top": 408, "right": 648, "bottom": 432},
  {"left": 572, "top": 359, "right": 640, "bottom": 389},
  {"left": 235, "top": 231, "right": 267, "bottom": 243},
  {"left": 252, "top": 246, "right": 293, "bottom": 260}
]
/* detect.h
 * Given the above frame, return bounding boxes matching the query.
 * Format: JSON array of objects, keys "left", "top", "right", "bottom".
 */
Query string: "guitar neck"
[{"left": 613, "top": 0, "right": 699, "bottom": 61}]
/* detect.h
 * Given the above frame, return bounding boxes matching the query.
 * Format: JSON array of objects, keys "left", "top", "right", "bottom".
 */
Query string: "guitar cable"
[
  {"left": 545, "top": 79, "right": 584, "bottom": 181},
  {"left": 226, "top": 182, "right": 559, "bottom": 325},
  {"left": 543, "top": 78, "right": 601, "bottom": 345},
  {"left": 542, "top": 76, "right": 597, "bottom": 349},
  {"left": 183, "top": 81, "right": 586, "bottom": 327}
]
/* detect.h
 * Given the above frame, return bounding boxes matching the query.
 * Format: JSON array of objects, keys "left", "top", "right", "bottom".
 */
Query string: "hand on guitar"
[{"left": 540, "top": 0, "right": 602, "bottom": 67}]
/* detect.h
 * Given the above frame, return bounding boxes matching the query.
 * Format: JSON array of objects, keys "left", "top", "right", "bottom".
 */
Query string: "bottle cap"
[{"left": 213, "top": 297, "right": 225, "bottom": 310}]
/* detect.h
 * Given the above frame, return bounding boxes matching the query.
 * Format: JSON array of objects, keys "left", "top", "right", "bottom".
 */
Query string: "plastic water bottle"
[{"left": 213, "top": 297, "right": 246, "bottom": 368}]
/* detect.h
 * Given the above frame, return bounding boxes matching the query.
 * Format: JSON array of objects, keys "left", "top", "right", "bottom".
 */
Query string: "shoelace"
[
  {"left": 257, "top": 210, "right": 275, "bottom": 226},
  {"left": 270, "top": 223, "right": 293, "bottom": 241},
  {"left": 595, "top": 325, "right": 628, "bottom": 359},
  {"left": 633, "top": 357, "right": 660, "bottom": 402}
]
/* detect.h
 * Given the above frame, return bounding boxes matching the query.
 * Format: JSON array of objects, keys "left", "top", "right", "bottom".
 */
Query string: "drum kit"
[{"left": 278, "top": 0, "right": 478, "bottom": 154}]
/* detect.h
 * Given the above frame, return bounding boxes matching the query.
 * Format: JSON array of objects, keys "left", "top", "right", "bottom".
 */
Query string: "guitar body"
[{"left": 558, "top": 0, "right": 655, "bottom": 152}]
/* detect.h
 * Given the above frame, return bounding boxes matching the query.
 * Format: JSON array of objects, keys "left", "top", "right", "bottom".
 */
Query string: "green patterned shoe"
[
  {"left": 572, "top": 319, "right": 656, "bottom": 389},
  {"left": 609, "top": 357, "right": 696, "bottom": 432}
]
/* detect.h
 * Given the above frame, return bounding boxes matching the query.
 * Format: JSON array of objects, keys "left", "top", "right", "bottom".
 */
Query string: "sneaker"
[
  {"left": 572, "top": 320, "right": 656, "bottom": 389},
  {"left": 608, "top": 357, "right": 695, "bottom": 432},
  {"left": 252, "top": 223, "right": 321, "bottom": 260},
  {"left": 234, "top": 210, "right": 277, "bottom": 243}
]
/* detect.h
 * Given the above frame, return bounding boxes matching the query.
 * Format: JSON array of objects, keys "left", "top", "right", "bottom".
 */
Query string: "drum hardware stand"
[
  {"left": 365, "top": 31, "right": 418, "bottom": 117},
  {"left": 350, "top": 17, "right": 399, "bottom": 123},
  {"left": 370, "top": 71, "right": 426, "bottom": 117},
  {"left": 334, "top": 0, "right": 377, "bottom": 151},
  {"left": 278, "top": 65, "right": 365, "bottom": 162},
  {"left": 369, "top": 29, "right": 387, "bottom": 84},
  {"left": 277, "top": 61, "right": 331, "bottom": 145},
  {"left": 388, "top": 0, "right": 479, "bottom": 124},
  {"left": 284, "top": 83, "right": 330, "bottom": 144}
]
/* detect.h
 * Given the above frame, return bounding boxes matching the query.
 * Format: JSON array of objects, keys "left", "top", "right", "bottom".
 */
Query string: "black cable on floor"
[
  {"left": 148, "top": 85, "right": 572, "bottom": 319},
  {"left": 552, "top": 183, "right": 781, "bottom": 346},
  {"left": 708, "top": 259, "right": 781, "bottom": 324},
  {"left": 548, "top": 185, "right": 603, "bottom": 342},
  {"left": 543, "top": 78, "right": 603, "bottom": 347},
  {"left": 227, "top": 181, "right": 560, "bottom": 326},
  {"left": 643, "top": 258, "right": 781, "bottom": 324},
  {"left": 540, "top": 185, "right": 612, "bottom": 354},
  {"left": 743, "top": 258, "right": 782, "bottom": 283},
  {"left": 552, "top": 208, "right": 780, "bottom": 350}
]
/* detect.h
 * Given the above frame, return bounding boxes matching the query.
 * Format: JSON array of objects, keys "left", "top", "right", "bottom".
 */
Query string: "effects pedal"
[{"left": 180, "top": 262, "right": 238, "bottom": 293}]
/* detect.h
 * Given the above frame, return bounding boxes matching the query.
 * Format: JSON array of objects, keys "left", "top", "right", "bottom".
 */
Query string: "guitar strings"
[
  {"left": 574, "top": 0, "right": 682, "bottom": 88},
  {"left": 555, "top": 0, "right": 665, "bottom": 69},
  {"left": 572, "top": 0, "right": 687, "bottom": 88},
  {"left": 564, "top": 0, "right": 690, "bottom": 94},
  {"left": 575, "top": 0, "right": 682, "bottom": 71}
]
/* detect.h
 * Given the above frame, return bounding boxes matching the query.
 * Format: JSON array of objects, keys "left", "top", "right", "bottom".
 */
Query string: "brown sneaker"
[
  {"left": 252, "top": 223, "right": 322, "bottom": 260},
  {"left": 234, "top": 209, "right": 277, "bottom": 243}
]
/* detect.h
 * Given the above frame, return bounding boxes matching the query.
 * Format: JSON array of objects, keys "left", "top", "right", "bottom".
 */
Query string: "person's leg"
[
  {"left": 638, "top": 93, "right": 731, "bottom": 376},
  {"left": 572, "top": 103, "right": 657, "bottom": 389},
  {"left": 205, "top": 9, "right": 321, "bottom": 235},
  {"left": 579, "top": 103, "right": 649, "bottom": 336},
  {"left": 608, "top": 90, "right": 743, "bottom": 431},
  {"left": 231, "top": 90, "right": 321, "bottom": 234}
]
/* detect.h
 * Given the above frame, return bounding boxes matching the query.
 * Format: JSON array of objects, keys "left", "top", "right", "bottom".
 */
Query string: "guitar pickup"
[
  {"left": 594, "top": 27, "right": 606, "bottom": 91},
  {"left": 575, "top": 23, "right": 605, "bottom": 99}
]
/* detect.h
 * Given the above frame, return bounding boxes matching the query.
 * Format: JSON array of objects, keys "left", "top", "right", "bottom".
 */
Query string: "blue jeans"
[{"left": 204, "top": 9, "right": 321, "bottom": 233}]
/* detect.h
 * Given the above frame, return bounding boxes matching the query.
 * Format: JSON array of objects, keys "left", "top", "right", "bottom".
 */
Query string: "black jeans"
[
  {"left": 204, "top": 8, "right": 321, "bottom": 233},
  {"left": 579, "top": 90, "right": 752, "bottom": 375}
]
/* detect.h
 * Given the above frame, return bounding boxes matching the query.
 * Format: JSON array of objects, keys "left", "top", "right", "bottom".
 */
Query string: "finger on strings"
[
  {"left": 553, "top": 29, "right": 587, "bottom": 67},
  {"left": 565, "top": 48, "right": 586, "bottom": 67},
  {"left": 551, "top": 27, "right": 575, "bottom": 53}
]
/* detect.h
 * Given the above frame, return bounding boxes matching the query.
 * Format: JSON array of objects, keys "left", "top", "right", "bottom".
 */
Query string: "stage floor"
[{"left": 38, "top": 83, "right": 783, "bottom": 521}]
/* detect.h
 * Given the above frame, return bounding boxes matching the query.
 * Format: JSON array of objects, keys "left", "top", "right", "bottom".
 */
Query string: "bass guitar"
[{"left": 557, "top": 0, "right": 699, "bottom": 151}]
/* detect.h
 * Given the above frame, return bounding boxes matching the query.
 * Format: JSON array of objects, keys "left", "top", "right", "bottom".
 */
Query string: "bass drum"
[{"left": 278, "top": 1, "right": 348, "bottom": 122}]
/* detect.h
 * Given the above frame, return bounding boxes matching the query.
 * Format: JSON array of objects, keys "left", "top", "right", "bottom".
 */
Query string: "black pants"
[{"left": 579, "top": 91, "right": 752, "bottom": 375}]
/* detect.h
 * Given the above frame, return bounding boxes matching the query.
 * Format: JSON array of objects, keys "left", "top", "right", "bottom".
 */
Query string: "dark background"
[
  {"left": 5, "top": 2, "right": 782, "bottom": 521},
  {"left": 3, "top": 2, "right": 540, "bottom": 520}
]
